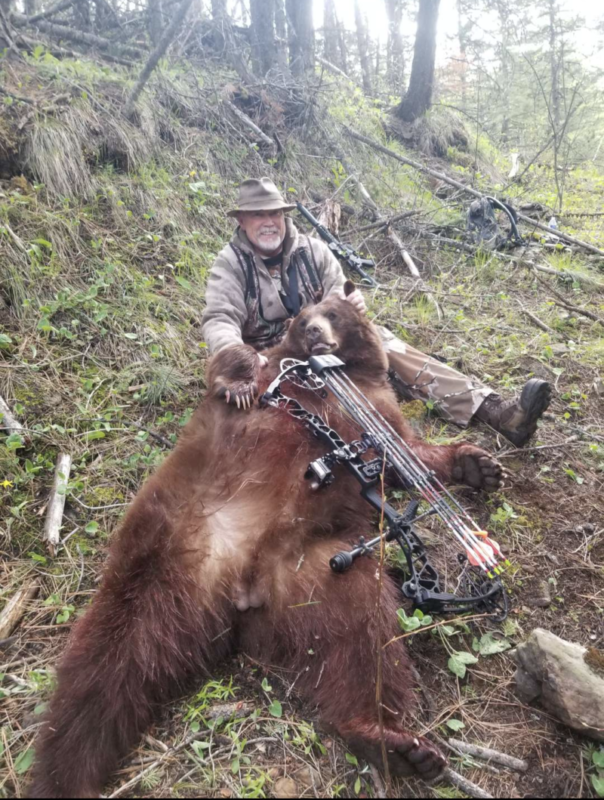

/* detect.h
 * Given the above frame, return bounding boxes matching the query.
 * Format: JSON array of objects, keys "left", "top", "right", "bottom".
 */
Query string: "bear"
[{"left": 28, "top": 288, "right": 503, "bottom": 797}]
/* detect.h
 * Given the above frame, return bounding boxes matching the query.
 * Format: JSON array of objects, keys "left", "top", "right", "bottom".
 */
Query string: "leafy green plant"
[{"left": 397, "top": 607, "right": 433, "bottom": 632}]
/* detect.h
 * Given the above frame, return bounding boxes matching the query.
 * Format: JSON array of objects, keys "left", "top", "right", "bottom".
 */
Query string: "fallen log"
[
  {"left": 345, "top": 127, "right": 604, "bottom": 259},
  {"left": 43, "top": 453, "right": 72, "bottom": 556},
  {"left": 12, "top": 13, "right": 143, "bottom": 59},
  {"left": 448, "top": 738, "right": 528, "bottom": 772}
]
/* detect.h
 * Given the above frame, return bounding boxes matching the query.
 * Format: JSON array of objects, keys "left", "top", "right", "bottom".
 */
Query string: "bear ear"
[
  {"left": 343, "top": 280, "right": 356, "bottom": 297},
  {"left": 283, "top": 318, "right": 293, "bottom": 332}
]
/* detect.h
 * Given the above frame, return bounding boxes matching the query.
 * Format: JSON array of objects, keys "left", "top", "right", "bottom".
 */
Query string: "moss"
[{"left": 399, "top": 400, "right": 427, "bottom": 423}]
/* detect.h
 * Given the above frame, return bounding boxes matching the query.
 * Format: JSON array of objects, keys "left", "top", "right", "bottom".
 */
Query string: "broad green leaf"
[
  {"left": 15, "top": 747, "right": 34, "bottom": 774},
  {"left": 268, "top": 699, "right": 282, "bottom": 718},
  {"left": 445, "top": 719, "right": 465, "bottom": 732},
  {"left": 261, "top": 677, "right": 272, "bottom": 693},
  {"left": 176, "top": 276, "right": 192, "bottom": 291},
  {"left": 473, "top": 633, "right": 512, "bottom": 657},
  {"left": 354, "top": 776, "right": 361, "bottom": 795},
  {"left": 85, "top": 521, "right": 99, "bottom": 534},
  {"left": 592, "top": 775, "right": 604, "bottom": 798},
  {"left": 593, "top": 750, "right": 604, "bottom": 769},
  {"left": 0, "top": 333, "right": 12, "bottom": 347},
  {"left": 345, "top": 753, "right": 358, "bottom": 766}
]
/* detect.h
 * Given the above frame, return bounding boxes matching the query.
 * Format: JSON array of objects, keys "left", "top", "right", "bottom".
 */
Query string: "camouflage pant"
[{"left": 378, "top": 327, "right": 493, "bottom": 428}]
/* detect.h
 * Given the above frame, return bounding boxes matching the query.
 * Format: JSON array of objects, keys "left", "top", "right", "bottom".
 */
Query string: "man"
[{"left": 202, "top": 178, "right": 551, "bottom": 446}]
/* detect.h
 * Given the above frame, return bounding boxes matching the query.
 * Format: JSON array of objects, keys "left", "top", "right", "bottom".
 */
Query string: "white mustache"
[{"left": 259, "top": 228, "right": 279, "bottom": 235}]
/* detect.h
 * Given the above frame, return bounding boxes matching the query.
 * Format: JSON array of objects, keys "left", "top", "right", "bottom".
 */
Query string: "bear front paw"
[
  {"left": 208, "top": 344, "right": 261, "bottom": 410},
  {"left": 451, "top": 445, "right": 503, "bottom": 492}
]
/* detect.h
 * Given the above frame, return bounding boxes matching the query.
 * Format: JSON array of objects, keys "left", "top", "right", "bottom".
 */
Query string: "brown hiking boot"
[{"left": 475, "top": 379, "right": 552, "bottom": 447}]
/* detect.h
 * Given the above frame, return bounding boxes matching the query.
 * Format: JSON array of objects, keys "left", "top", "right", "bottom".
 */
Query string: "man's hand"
[{"left": 345, "top": 288, "right": 367, "bottom": 315}]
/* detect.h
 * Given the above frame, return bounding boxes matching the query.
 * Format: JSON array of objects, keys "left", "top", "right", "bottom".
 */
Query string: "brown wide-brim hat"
[{"left": 227, "top": 177, "right": 296, "bottom": 217}]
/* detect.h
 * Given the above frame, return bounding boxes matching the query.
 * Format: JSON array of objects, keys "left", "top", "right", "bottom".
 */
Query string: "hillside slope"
[{"left": 1, "top": 51, "right": 604, "bottom": 799}]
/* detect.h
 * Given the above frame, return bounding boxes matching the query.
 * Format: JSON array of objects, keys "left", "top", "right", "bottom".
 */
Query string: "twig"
[
  {"left": 0, "top": 580, "right": 39, "bottom": 639},
  {"left": 0, "top": 395, "right": 26, "bottom": 436},
  {"left": 344, "top": 127, "right": 604, "bottom": 258},
  {"left": 346, "top": 210, "right": 419, "bottom": 235},
  {"left": 122, "top": 0, "right": 194, "bottom": 118},
  {"left": 516, "top": 300, "right": 556, "bottom": 334},
  {"left": 447, "top": 739, "right": 528, "bottom": 772},
  {"left": 43, "top": 453, "right": 72, "bottom": 556},
  {"left": 441, "top": 767, "right": 494, "bottom": 799},
  {"left": 316, "top": 54, "right": 357, "bottom": 84},
  {"left": 369, "top": 764, "right": 387, "bottom": 799},
  {"left": 0, "top": 85, "right": 34, "bottom": 105},
  {"left": 108, "top": 702, "right": 254, "bottom": 798},
  {"left": 499, "top": 439, "right": 586, "bottom": 458}
]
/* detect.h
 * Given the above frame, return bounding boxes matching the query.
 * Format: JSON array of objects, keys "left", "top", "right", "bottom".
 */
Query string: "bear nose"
[{"left": 307, "top": 324, "right": 323, "bottom": 341}]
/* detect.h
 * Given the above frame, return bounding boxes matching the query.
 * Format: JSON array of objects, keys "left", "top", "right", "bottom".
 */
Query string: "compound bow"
[{"left": 260, "top": 354, "right": 509, "bottom": 621}]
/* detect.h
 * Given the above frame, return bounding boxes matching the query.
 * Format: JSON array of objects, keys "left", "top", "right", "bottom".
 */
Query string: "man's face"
[{"left": 237, "top": 210, "right": 286, "bottom": 256}]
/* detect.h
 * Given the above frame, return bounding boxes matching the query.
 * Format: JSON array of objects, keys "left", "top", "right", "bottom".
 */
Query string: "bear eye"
[
  {"left": 300, "top": 319, "right": 308, "bottom": 329},
  {"left": 327, "top": 311, "right": 338, "bottom": 322}
]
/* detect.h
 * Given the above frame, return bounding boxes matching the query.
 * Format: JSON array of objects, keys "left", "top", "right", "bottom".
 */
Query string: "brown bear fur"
[{"left": 29, "top": 295, "right": 505, "bottom": 797}]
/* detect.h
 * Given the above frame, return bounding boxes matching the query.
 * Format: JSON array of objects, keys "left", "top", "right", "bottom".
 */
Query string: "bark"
[
  {"left": 28, "top": 0, "right": 75, "bottom": 24},
  {"left": 456, "top": 0, "right": 468, "bottom": 106},
  {"left": 147, "top": 0, "right": 163, "bottom": 46},
  {"left": 394, "top": 0, "right": 440, "bottom": 122},
  {"left": 24, "top": 0, "right": 38, "bottom": 16},
  {"left": 250, "top": 0, "right": 276, "bottom": 76},
  {"left": 385, "top": 0, "right": 404, "bottom": 88},
  {"left": 286, "top": 0, "right": 314, "bottom": 76},
  {"left": 354, "top": 0, "right": 372, "bottom": 95},
  {"left": 123, "top": 0, "right": 194, "bottom": 118},
  {"left": 274, "top": 0, "right": 287, "bottom": 68},
  {"left": 323, "top": 0, "right": 339, "bottom": 66}
]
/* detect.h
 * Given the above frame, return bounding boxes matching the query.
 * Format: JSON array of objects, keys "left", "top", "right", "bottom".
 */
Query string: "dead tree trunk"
[
  {"left": 336, "top": 14, "right": 348, "bottom": 74},
  {"left": 286, "top": 0, "right": 314, "bottom": 77},
  {"left": 250, "top": 0, "right": 276, "bottom": 76},
  {"left": 323, "top": 0, "right": 339, "bottom": 66},
  {"left": 385, "top": 0, "right": 405, "bottom": 88},
  {"left": 393, "top": 0, "right": 440, "bottom": 122},
  {"left": 354, "top": 0, "right": 373, "bottom": 95}
]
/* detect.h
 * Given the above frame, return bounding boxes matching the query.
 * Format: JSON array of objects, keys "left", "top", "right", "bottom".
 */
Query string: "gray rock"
[{"left": 513, "top": 628, "right": 604, "bottom": 742}]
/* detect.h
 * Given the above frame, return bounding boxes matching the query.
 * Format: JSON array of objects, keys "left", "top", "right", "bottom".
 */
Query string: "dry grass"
[{"left": 1, "top": 55, "right": 604, "bottom": 800}]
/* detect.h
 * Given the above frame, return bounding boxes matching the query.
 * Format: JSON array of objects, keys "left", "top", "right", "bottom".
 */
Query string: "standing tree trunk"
[
  {"left": 286, "top": 0, "right": 314, "bottom": 77},
  {"left": 394, "top": 0, "right": 440, "bottom": 122},
  {"left": 275, "top": 0, "right": 287, "bottom": 69},
  {"left": 354, "top": 0, "right": 373, "bottom": 95},
  {"left": 147, "top": 0, "right": 164, "bottom": 46},
  {"left": 250, "top": 0, "right": 276, "bottom": 76},
  {"left": 323, "top": 0, "right": 339, "bottom": 67},
  {"left": 336, "top": 14, "right": 348, "bottom": 75},
  {"left": 385, "top": 0, "right": 405, "bottom": 89},
  {"left": 24, "top": 0, "right": 38, "bottom": 16},
  {"left": 548, "top": 0, "right": 561, "bottom": 132},
  {"left": 456, "top": 0, "right": 468, "bottom": 107}
]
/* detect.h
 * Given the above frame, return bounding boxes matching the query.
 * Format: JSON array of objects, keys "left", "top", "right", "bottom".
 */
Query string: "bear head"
[{"left": 281, "top": 282, "right": 388, "bottom": 376}]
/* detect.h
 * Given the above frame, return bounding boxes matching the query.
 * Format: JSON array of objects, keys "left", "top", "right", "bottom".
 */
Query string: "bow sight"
[{"left": 261, "top": 355, "right": 508, "bottom": 621}]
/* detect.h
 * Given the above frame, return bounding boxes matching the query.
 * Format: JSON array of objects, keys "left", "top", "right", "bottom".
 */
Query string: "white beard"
[{"left": 255, "top": 229, "right": 284, "bottom": 253}]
